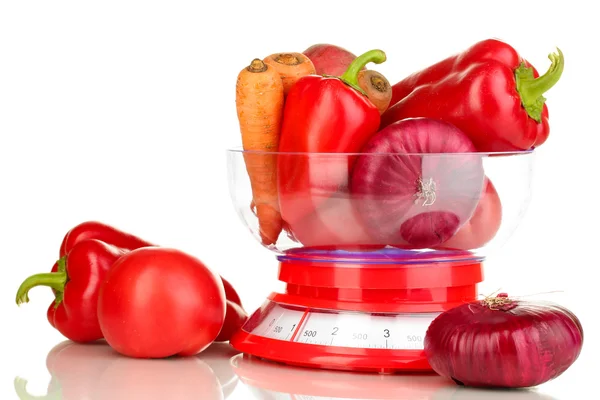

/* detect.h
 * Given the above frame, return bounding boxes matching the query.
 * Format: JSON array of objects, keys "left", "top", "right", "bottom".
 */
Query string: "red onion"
[
  {"left": 350, "top": 117, "right": 485, "bottom": 248},
  {"left": 424, "top": 293, "right": 584, "bottom": 388}
]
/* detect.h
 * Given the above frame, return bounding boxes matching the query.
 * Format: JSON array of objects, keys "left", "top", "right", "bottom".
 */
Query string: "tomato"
[
  {"left": 278, "top": 153, "right": 357, "bottom": 235},
  {"left": 285, "top": 190, "right": 383, "bottom": 250},
  {"left": 97, "top": 247, "right": 226, "bottom": 358},
  {"left": 441, "top": 178, "right": 503, "bottom": 250},
  {"left": 216, "top": 276, "right": 247, "bottom": 342},
  {"left": 215, "top": 300, "right": 248, "bottom": 342},
  {"left": 221, "top": 276, "right": 243, "bottom": 307}
]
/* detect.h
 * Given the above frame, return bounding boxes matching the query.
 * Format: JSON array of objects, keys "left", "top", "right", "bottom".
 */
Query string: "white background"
[{"left": 1, "top": 0, "right": 597, "bottom": 399}]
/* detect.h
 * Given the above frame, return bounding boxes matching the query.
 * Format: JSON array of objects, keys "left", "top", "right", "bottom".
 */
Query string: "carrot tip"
[{"left": 256, "top": 204, "right": 283, "bottom": 246}]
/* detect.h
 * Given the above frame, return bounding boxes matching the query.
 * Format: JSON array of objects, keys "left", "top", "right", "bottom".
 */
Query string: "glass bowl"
[{"left": 227, "top": 148, "right": 534, "bottom": 264}]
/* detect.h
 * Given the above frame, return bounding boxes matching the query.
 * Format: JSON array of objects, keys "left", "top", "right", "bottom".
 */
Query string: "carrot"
[
  {"left": 263, "top": 52, "right": 316, "bottom": 95},
  {"left": 235, "top": 58, "right": 285, "bottom": 246},
  {"left": 357, "top": 69, "right": 392, "bottom": 114}
]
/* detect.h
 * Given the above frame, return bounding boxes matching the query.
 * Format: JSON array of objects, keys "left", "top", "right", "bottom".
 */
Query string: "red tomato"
[
  {"left": 221, "top": 276, "right": 243, "bottom": 307},
  {"left": 285, "top": 190, "right": 383, "bottom": 250},
  {"left": 215, "top": 300, "right": 248, "bottom": 342},
  {"left": 97, "top": 247, "right": 226, "bottom": 358},
  {"left": 278, "top": 153, "right": 357, "bottom": 235},
  {"left": 216, "top": 276, "right": 247, "bottom": 342},
  {"left": 441, "top": 178, "right": 502, "bottom": 250}
]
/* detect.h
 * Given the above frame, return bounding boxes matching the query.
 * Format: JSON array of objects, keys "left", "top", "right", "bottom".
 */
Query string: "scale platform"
[{"left": 231, "top": 248, "right": 483, "bottom": 373}]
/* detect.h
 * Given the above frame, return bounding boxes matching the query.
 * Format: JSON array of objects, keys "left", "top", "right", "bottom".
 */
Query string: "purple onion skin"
[
  {"left": 350, "top": 117, "right": 484, "bottom": 248},
  {"left": 424, "top": 298, "right": 584, "bottom": 388}
]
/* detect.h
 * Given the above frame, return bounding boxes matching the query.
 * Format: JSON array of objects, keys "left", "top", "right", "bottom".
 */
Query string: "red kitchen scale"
[{"left": 226, "top": 147, "right": 534, "bottom": 373}]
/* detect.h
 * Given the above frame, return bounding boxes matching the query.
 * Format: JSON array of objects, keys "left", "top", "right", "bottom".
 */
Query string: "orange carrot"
[
  {"left": 235, "top": 58, "right": 285, "bottom": 245},
  {"left": 357, "top": 69, "right": 392, "bottom": 114},
  {"left": 263, "top": 52, "right": 316, "bottom": 95}
]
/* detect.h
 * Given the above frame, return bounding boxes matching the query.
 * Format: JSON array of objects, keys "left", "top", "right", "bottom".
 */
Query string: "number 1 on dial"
[{"left": 290, "top": 310, "right": 309, "bottom": 342}]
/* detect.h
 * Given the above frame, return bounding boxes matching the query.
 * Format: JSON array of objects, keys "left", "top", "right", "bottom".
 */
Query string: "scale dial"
[{"left": 251, "top": 302, "right": 439, "bottom": 351}]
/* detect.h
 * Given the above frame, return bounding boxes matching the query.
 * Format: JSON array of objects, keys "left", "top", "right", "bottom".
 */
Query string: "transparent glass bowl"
[{"left": 227, "top": 148, "right": 534, "bottom": 264}]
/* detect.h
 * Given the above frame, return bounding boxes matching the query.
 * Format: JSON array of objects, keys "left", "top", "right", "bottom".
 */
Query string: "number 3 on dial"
[{"left": 384, "top": 329, "right": 390, "bottom": 338}]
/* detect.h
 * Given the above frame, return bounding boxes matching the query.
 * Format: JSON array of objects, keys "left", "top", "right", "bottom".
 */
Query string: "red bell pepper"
[
  {"left": 381, "top": 39, "right": 564, "bottom": 152},
  {"left": 59, "top": 220, "right": 154, "bottom": 258},
  {"left": 277, "top": 49, "right": 385, "bottom": 234},
  {"left": 63, "top": 221, "right": 248, "bottom": 341},
  {"left": 17, "top": 221, "right": 247, "bottom": 343},
  {"left": 16, "top": 239, "right": 126, "bottom": 343},
  {"left": 59, "top": 220, "right": 243, "bottom": 308}
]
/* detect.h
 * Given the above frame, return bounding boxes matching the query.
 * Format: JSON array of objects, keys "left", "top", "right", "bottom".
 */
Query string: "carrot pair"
[{"left": 235, "top": 53, "right": 315, "bottom": 246}]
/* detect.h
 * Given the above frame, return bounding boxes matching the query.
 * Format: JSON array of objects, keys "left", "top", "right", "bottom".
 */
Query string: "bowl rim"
[{"left": 225, "top": 146, "right": 535, "bottom": 157}]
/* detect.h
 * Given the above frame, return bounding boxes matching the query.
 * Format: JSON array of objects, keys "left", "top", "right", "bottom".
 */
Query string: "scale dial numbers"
[
  {"left": 295, "top": 312, "right": 435, "bottom": 350},
  {"left": 250, "top": 303, "right": 439, "bottom": 351},
  {"left": 253, "top": 305, "right": 305, "bottom": 341}
]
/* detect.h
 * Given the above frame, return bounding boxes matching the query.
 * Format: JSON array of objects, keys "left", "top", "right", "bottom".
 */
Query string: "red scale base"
[{"left": 231, "top": 249, "right": 483, "bottom": 373}]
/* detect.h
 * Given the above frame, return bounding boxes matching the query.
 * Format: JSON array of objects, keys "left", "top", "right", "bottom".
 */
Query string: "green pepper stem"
[
  {"left": 16, "top": 256, "right": 68, "bottom": 306},
  {"left": 515, "top": 48, "right": 564, "bottom": 122},
  {"left": 340, "top": 49, "right": 387, "bottom": 95}
]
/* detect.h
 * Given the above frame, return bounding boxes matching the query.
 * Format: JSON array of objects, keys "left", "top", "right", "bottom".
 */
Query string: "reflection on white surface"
[
  {"left": 14, "top": 340, "right": 240, "bottom": 400},
  {"left": 435, "top": 387, "right": 558, "bottom": 399},
  {"left": 231, "top": 354, "right": 558, "bottom": 400},
  {"left": 12, "top": 341, "right": 561, "bottom": 400}
]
